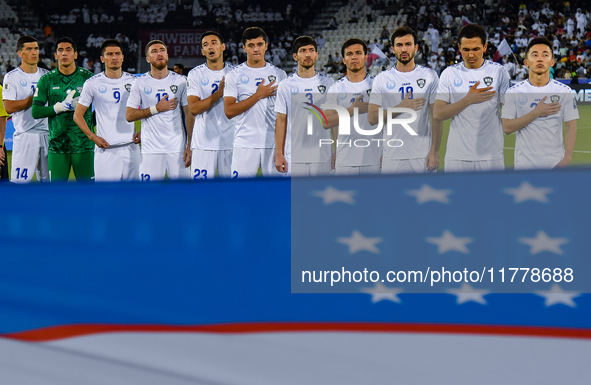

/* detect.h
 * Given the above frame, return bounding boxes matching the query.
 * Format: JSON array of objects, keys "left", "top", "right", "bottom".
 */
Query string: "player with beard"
[
  {"left": 433, "top": 24, "right": 510, "bottom": 172},
  {"left": 126, "top": 40, "right": 193, "bottom": 181},
  {"left": 368, "top": 26, "right": 441, "bottom": 173},
  {"left": 74, "top": 39, "right": 140, "bottom": 181},
  {"left": 187, "top": 31, "right": 234, "bottom": 179},
  {"left": 502, "top": 37, "right": 578, "bottom": 170},
  {"left": 2, "top": 36, "right": 49, "bottom": 183},
  {"left": 274, "top": 35, "right": 334, "bottom": 176},
  {"left": 324, "top": 38, "right": 381, "bottom": 175}
]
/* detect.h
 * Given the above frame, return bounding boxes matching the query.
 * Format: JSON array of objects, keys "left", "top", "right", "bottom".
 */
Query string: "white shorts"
[
  {"left": 140, "top": 152, "right": 191, "bottom": 181},
  {"left": 231, "top": 148, "right": 280, "bottom": 178},
  {"left": 291, "top": 161, "right": 332, "bottom": 177},
  {"left": 10, "top": 131, "right": 49, "bottom": 183},
  {"left": 444, "top": 159, "right": 505, "bottom": 173},
  {"left": 191, "top": 149, "right": 233, "bottom": 179},
  {"left": 382, "top": 158, "right": 431, "bottom": 174},
  {"left": 335, "top": 165, "right": 380, "bottom": 176},
  {"left": 95, "top": 143, "right": 141, "bottom": 182}
]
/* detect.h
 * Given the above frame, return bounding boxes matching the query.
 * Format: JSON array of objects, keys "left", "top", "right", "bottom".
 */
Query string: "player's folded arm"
[{"left": 31, "top": 100, "right": 57, "bottom": 119}]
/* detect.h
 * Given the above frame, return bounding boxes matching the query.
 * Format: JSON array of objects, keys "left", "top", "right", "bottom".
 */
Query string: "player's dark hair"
[
  {"left": 292, "top": 36, "right": 317, "bottom": 54},
  {"left": 55, "top": 37, "right": 77, "bottom": 53},
  {"left": 100, "top": 39, "right": 122, "bottom": 56},
  {"left": 526, "top": 37, "right": 554, "bottom": 57},
  {"left": 174, "top": 63, "right": 184, "bottom": 70},
  {"left": 202, "top": 31, "right": 224, "bottom": 45},
  {"left": 341, "top": 38, "right": 368, "bottom": 57},
  {"left": 145, "top": 40, "right": 167, "bottom": 56},
  {"left": 241, "top": 27, "right": 267, "bottom": 45},
  {"left": 458, "top": 24, "right": 487, "bottom": 46},
  {"left": 17, "top": 36, "right": 38, "bottom": 52},
  {"left": 390, "top": 26, "right": 418, "bottom": 46}
]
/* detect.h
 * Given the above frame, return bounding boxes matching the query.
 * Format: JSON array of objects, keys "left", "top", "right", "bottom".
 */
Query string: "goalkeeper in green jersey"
[{"left": 32, "top": 37, "right": 95, "bottom": 181}]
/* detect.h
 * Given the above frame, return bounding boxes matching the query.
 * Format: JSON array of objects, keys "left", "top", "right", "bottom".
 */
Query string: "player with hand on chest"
[
  {"left": 223, "top": 27, "right": 287, "bottom": 178},
  {"left": 126, "top": 40, "right": 193, "bottom": 181}
]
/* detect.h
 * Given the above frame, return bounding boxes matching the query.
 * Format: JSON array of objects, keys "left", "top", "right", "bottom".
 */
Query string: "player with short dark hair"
[
  {"left": 433, "top": 24, "right": 511, "bottom": 172},
  {"left": 73, "top": 39, "right": 140, "bottom": 181},
  {"left": 173, "top": 63, "right": 184, "bottom": 75},
  {"left": 223, "top": 27, "right": 287, "bottom": 178},
  {"left": 502, "top": 37, "right": 578, "bottom": 169},
  {"left": 2, "top": 35, "right": 50, "bottom": 183},
  {"left": 31, "top": 37, "right": 95, "bottom": 181}
]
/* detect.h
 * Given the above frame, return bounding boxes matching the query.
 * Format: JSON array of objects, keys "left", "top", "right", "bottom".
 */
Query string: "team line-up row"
[{"left": 0, "top": 24, "right": 578, "bottom": 183}]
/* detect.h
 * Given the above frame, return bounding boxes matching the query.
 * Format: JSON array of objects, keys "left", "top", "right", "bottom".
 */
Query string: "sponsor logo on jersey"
[
  {"left": 170, "top": 85, "right": 178, "bottom": 94},
  {"left": 338, "top": 92, "right": 348, "bottom": 100},
  {"left": 290, "top": 86, "right": 299, "bottom": 94},
  {"left": 201, "top": 77, "right": 209, "bottom": 86},
  {"left": 386, "top": 81, "right": 396, "bottom": 90},
  {"left": 453, "top": 78, "right": 463, "bottom": 87},
  {"left": 268, "top": 75, "right": 276, "bottom": 82},
  {"left": 19, "top": 79, "right": 27, "bottom": 87},
  {"left": 125, "top": 84, "right": 132, "bottom": 92},
  {"left": 550, "top": 95, "right": 560, "bottom": 103},
  {"left": 517, "top": 95, "right": 528, "bottom": 106},
  {"left": 240, "top": 75, "right": 250, "bottom": 84},
  {"left": 318, "top": 85, "right": 326, "bottom": 94},
  {"left": 484, "top": 76, "right": 493, "bottom": 86},
  {"left": 98, "top": 85, "right": 107, "bottom": 94},
  {"left": 52, "top": 86, "right": 60, "bottom": 90},
  {"left": 417, "top": 78, "right": 426, "bottom": 88},
  {"left": 144, "top": 86, "right": 153, "bottom": 95},
  {"left": 4, "top": 83, "right": 9, "bottom": 91}
]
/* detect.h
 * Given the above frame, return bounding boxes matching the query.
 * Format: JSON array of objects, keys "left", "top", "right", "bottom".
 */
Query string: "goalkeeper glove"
[{"left": 54, "top": 89, "right": 79, "bottom": 114}]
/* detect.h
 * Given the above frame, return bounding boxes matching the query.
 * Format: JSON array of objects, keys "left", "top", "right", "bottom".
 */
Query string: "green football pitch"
[{"left": 4, "top": 105, "right": 591, "bottom": 181}]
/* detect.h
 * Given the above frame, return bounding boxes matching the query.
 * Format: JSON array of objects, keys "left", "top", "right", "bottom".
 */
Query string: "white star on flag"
[
  {"left": 313, "top": 186, "right": 356, "bottom": 205},
  {"left": 535, "top": 284, "right": 580, "bottom": 307},
  {"left": 446, "top": 283, "right": 490, "bottom": 305},
  {"left": 426, "top": 230, "right": 473, "bottom": 254},
  {"left": 504, "top": 182, "right": 552, "bottom": 203},
  {"left": 519, "top": 231, "right": 569, "bottom": 255},
  {"left": 361, "top": 282, "right": 403, "bottom": 303},
  {"left": 338, "top": 230, "right": 382, "bottom": 254},
  {"left": 406, "top": 184, "right": 452, "bottom": 204}
]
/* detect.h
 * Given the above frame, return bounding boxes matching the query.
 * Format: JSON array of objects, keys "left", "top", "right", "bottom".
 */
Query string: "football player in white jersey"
[
  {"left": 433, "top": 24, "right": 511, "bottom": 172},
  {"left": 275, "top": 35, "right": 334, "bottom": 177},
  {"left": 74, "top": 39, "right": 140, "bottom": 181},
  {"left": 2, "top": 36, "right": 49, "bottom": 183},
  {"left": 324, "top": 38, "right": 381, "bottom": 175},
  {"left": 187, "top": 31, "right": 234, "bottom": 179},
  {"left": 126, "top": 40, "right": 193, "bottom": 181},
  {"left": 369, "top": 26, "right": 442, "bottom": 173},
  {"left": 501, "top": 37, "right": 578, "bottom": 170},
  {"left": 224, "top": 27, "right": 287, "bottom": 178}
]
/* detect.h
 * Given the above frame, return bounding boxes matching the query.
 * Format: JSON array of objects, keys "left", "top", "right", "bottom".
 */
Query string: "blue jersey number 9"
[{"left": 113, "top": 91, "right": 121, "bottom": 103}]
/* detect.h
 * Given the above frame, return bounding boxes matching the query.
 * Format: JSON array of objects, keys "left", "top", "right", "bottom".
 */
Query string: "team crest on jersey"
[
  {"left": 483, "top": 76, "right": 493, "bottom": 86},
  {"left": 200, "top": 77, "right": 209, "bottom": 86},
  {"left": 268, "top": 75, "right": 276, "bottom": 82},
  {"left": 386, "top": 81, "right": 396, "bottom": 90},
  {"left": 550, "top": 95, "right": 560, "bottom": 103},
  {"left": 240, "top": 75, "right": 249, "bottom": 84},
  {"left": 125, "top": 84, "right": 132, "bottom": 92},
  {"left": 517, "top": 95, "right": 528, "bottom": 106},
  {"left": 98, "top": 85, "right": 107, "bottom": 94},
  {"left": 170, "top": 85, "right": 178, "bottom": 94},
  {"left": 453, "top": 78, "right": 463, "bottom": 87},
  {"left": 416, "top": 78, "right": 426, "bottom": 88},
  {"left": 318, "top": 85, "right": 326, "bottom": 94},
  {"left": 144, "top": 86, "right": 153, "bottom": 95},
  {"left": 76, "top": 86, "right": 83, "bottom": 94},
  {"left": 366, "top": 89, "right": 371, "bottom": 96},
  {"left": 19, "top": 79, "right": 27, "bottom": 87}
]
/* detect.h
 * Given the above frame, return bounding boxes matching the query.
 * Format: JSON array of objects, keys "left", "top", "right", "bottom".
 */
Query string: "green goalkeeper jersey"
[{"left": 32, "top": 67, "right": 95, "bottom": 154}]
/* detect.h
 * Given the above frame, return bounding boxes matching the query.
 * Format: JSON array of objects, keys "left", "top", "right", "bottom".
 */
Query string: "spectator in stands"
[
  {"left": 327, "top": 17, "right": 338, "bottom": 30},
  {"left": 380, "top": 26, "right": 389, "bottom": 41},
  {"left": 348, "top": 12, "right": 359, "bottom": 24}
]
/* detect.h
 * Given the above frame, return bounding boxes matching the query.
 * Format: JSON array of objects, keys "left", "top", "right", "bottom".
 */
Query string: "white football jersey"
[
  {"left": 326, "top": 75, "right": 381, "bottom": 167},
  {"left": 223, "top": 62, "right": 287, "bottom": 148},
  {"left": 79, "top": 72, "right": 137, "bottom": 145},
  {"left": 370, "top": 65, "right": 438, "bottom": 160},
  {"left": 2, "top": 67, "right": 49, "bottom": 133},
  {"left": 126, "top": 71, "right": 188, "bottom": 154},
  {"left": 187, "top": 62, "right": 235, "bottom": 151},
  {"left": 275, "top": 72, "right": 334, "bottom": 162},
  {"left": 501, "top": 79, "right": 579, "bottom": 169},
  {"left": 436, "top": 60, "right": 511, "bottom": 161}
]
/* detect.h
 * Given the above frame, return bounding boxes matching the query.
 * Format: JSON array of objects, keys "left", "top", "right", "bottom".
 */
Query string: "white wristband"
[{"left": 150, "top": 106, "right": 159, "bottom": 115}]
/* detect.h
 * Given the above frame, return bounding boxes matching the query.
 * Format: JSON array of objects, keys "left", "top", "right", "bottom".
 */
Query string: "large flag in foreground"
[{"left": 0, "top": 172, "right": 590, "bottom": 384}]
